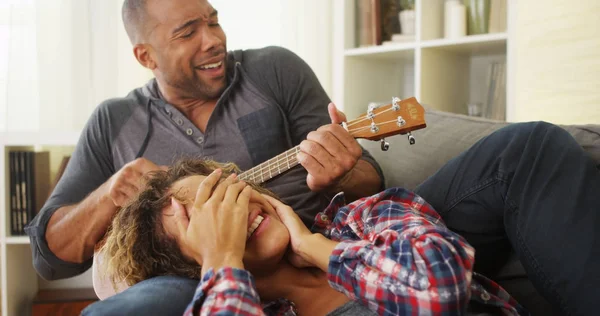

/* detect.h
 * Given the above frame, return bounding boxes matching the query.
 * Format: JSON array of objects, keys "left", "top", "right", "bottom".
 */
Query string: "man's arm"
[
  {"left": 25, "top": 101, "right": 160, "bottom": 280},
  {"left": 46, "top": 185, "right": 116, "bottom": 264},
  {"left": 242, "top": 47, "right": 384, "bottom": 199},
  {"left": 45, "top": 158, "right": 162, "bottom": 264},
  {"left": 26, "top": 105, "right": 115, "bottom": 279},
  {"left": 333, "top": 159, "right": 381, "bottom": 201}
]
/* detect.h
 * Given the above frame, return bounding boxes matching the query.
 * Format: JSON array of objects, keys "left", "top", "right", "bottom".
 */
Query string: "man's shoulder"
[
  {"left": 94, "top": 86, "right": 149, "bottom": 118},
  {"left": 234, "top": 46, "right": 302, "bottom": 68},
  {"left": 84, "top": 85, "right": 150, "bottom": 137}
]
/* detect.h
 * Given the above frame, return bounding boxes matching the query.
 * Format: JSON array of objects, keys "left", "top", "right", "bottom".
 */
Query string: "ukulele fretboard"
[{"left": 238, "top": 146, "right": 301, "bottom": 184}]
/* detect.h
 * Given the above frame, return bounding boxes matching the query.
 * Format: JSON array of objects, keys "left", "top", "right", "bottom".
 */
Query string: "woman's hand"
[
  {"left": 173, "top": 170, "right": 253, "bottom": 276},
  {"left": 262, "top": 194, "right": 338, "bottom": 270}
]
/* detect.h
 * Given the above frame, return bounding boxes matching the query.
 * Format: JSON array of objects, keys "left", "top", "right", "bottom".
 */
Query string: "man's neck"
[
  {"left": 157, "top": 81, "right": 218, "bottom": 133},
  {"left": 255, "top": 262, "right": 349, "bottom": 315}
]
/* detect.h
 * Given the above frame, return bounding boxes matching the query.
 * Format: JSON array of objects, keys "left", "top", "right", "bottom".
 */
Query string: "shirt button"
[
  {"left": 165, "top": 108, "right": 171, "bottom": 115},
  {"left": 480, "top": 291, "right": 491, "bottom": 301},
  {"left": 196, "top": 136, "right": 204, "bottom": 144},
  {"left": 186, "top": 128, "right": 193, "bottom": 135},
  {"left": 176, "top": 118, "right": 183, "bottom": 126},
  {"left": 320, "top": 214, "right": 328, "bottom": 221}
]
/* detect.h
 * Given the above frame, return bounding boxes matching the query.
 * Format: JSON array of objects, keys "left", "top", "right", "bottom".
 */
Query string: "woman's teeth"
[
  {"left": 247, "top": 215, "right": 264, "bottom": 239},
  {"left": 200, "top": 61, "right": 222, "bottom": 70}
]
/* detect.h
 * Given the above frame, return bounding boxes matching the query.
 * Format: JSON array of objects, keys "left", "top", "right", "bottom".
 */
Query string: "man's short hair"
[
  {"left": 122, "top": 0, "right": 150, "bottom": 44},
  {"left": 99, "top": 158, "right": 277, "bottom": 287}
]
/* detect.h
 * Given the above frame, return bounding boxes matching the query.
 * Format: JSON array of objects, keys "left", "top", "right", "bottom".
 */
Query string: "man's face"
[
  {"left": 145, "top": 0, "right": 228, "bottom": 100},
  {"left": 162, "top": 175, "right": 291, "bottom": 275}
]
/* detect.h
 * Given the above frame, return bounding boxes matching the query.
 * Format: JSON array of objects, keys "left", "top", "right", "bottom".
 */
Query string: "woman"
[{"left": 100, "top": 159, "right": 526, "bottom": 315}]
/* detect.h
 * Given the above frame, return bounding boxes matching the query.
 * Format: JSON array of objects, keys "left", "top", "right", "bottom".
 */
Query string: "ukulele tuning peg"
[
  {"left": 380, "top": 139, "right": 390, "bottom": 151},
  {"left": 407, "top": 132, "right": 416, "bottom": 145},
  {"left": 392, "top": 97, "right": 401, "bottom": 111}
]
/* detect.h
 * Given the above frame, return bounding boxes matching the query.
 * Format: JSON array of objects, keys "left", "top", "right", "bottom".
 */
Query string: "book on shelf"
[
  {"left": 48, "top": 155, "right": 71, "bottom": 199},
  {"left": 9, "top": 151, "right": 50, "bottom": 235},
  {"left": 488, "top": 0, "right": 507, "bottom": 34},
  {"left": 356, "top": 0, "right": 382, "bottom": 47}
]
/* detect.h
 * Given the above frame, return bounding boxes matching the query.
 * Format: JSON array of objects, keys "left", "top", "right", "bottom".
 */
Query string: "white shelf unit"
[
  {"left": 332, "top": 0, "right": 513, "bottom": 122},
  {"left": 0, "top": 131, "right": 94, "bottom": 316}
]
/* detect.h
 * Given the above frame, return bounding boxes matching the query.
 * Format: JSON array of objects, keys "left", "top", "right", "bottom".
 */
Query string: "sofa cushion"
[{"left": 360, "top": 110, "right": 600, "bottom": 190}]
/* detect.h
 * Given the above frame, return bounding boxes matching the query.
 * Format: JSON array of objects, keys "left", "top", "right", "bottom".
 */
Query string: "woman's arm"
[
  {"left": 173, "top": 171, "right": 266, "bottom": 316},
  {"left": 265, "top": 189, "right": 475, "bottom": 315},
  {"left": 324, "top": 188, "right": 475, "bottom": 315},
  {"left": 184, "top": 267, "right": 266, "bottom": 316}
]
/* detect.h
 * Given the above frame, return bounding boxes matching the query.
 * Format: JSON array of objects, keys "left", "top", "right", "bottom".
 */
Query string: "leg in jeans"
[
  {"left": 82, "top": 275, "right": 198, "bottom": 316},
  {"left": 415, "top": 122, "right": 600, "bottom": 315}
]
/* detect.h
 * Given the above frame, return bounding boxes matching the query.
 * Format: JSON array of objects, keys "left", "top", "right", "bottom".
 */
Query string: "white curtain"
[
  {"left": 0, "top": 0, "right": 151, "bottom": 132},
  {"left": 0, "top": 0, "right": 332, "bottom": 132},
  {"left": 212, "top": 0, "right": 333, "bottom": 96}
]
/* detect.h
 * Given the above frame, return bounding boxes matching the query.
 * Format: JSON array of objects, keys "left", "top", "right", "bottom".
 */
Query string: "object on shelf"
[
  {"left": 382, "top": 33, "right": 415, "bottom": 45},
  {"left": 380, "top": 0, "right": 401, "bottom": 42},
  {"left": 467, "top": 102, "right": 483, "bottom": 117},
  {"left": 399, "top": 10, "right": 415, "bottom": 35},
  {"left": 32, "top": 288, "right": 98, "bottom": 316},
  {"left": 483, "top": 61, "right": 506, "bottom": 121},
  {"left": 464, "top": 0, "right": 491, "bottom": 35},
  {"left": 488, "top": 0, "right": 507, "bottom": 33},
  {"left": 399, "top": 0, "right": 415, "bottom": 11},
  {"left": 398, "top": 0, "right": 415, "bottom": 36},
  {"left": 444, "top": 0, "right": 467, "bottom": 38},
  {"left": 356, "top": 0, "right": 382, "bottom": 47},
  {"left": 9, "top": 151, "right": 50, "bottom": 235}
]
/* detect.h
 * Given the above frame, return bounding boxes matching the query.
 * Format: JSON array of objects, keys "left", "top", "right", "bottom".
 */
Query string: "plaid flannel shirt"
[{"left": 184, "top": 187, "right": 528, "bottom": 315}]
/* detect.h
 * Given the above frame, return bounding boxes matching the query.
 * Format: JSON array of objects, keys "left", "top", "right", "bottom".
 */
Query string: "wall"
[{"left": 513, "top": 0, "right": 600, "bottom": 124}]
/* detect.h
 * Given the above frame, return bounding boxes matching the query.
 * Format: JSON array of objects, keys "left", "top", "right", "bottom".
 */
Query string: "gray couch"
[{"left": 360, "top": 109, "right": 600, "bottom": 315}]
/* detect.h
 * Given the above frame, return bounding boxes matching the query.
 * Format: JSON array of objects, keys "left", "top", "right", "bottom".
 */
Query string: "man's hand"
[
  {"left": 172, "top": 171, "right": 251, "bottom": 276},
  {"left": 298, "top": 103, "right": 362, "bottom": 192},
  {"left": 106, "top": 158, "right": 167, "bottom": 207}
]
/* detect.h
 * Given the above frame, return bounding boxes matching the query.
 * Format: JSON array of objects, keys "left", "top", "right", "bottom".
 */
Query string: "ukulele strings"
[
  {"left": 346, "top": 119, "right": 398, "bottom": 134},
  {"left": 346, "top": 106, "right": 396, "bottom": 128},
  {"left": 239, "top": 147, "right": 300, "bottom": 183}
]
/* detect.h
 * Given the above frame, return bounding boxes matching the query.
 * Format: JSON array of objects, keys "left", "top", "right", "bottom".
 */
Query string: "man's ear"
[{"left": 133, "top": 44, "right": 157, "bottom": 70}]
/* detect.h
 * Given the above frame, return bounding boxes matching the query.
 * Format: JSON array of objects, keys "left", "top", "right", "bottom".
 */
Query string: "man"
[{"left": 25, "top": 0, "right": 383, "bottom": 314}]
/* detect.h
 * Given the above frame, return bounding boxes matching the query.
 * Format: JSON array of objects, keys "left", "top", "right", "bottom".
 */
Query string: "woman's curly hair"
[{"left": 99, "top": 158, "right": 276, "bottom": 288}]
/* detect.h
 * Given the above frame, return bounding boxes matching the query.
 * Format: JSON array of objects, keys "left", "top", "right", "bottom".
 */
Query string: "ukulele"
[{"left": 238, "top": 96, "right": 427, "bottom": 184}]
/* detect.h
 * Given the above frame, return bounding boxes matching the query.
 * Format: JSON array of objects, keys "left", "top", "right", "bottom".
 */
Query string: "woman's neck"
[{"left": 255, "top": 262, "right": 349, "bottom": 315}]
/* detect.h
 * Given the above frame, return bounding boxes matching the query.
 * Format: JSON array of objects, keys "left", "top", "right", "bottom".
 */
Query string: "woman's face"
[{"left": 161, "top": 175, "right": 291, "bottom": 275}]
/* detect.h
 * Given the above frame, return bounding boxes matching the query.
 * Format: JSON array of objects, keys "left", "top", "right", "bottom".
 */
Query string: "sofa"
[{"left": 359, "top": 109, "right": 600, "bottom": 315}]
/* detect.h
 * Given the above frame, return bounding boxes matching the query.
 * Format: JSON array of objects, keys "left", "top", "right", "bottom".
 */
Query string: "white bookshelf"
[
  {"left": 332, "top": 0, "right": 513, "bottom": 122},
  {"left": 0, "top": 131, "right": 94, "bottom": 316}
]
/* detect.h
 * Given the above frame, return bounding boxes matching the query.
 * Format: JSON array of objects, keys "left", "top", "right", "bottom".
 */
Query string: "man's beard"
[{"left": 164, "top": 68, "right": 227, "bottom": 100}]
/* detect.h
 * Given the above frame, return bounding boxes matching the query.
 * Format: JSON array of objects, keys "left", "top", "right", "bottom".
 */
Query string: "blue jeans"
[
  {"left": 82, "top": 275, "right": 199, "bottom": 315},
  {"left": 84, "top": 122, "right": 599, "bottom": 316},
  {"left": 415, "top": 122, "right": 600, "bottom": 315}
]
